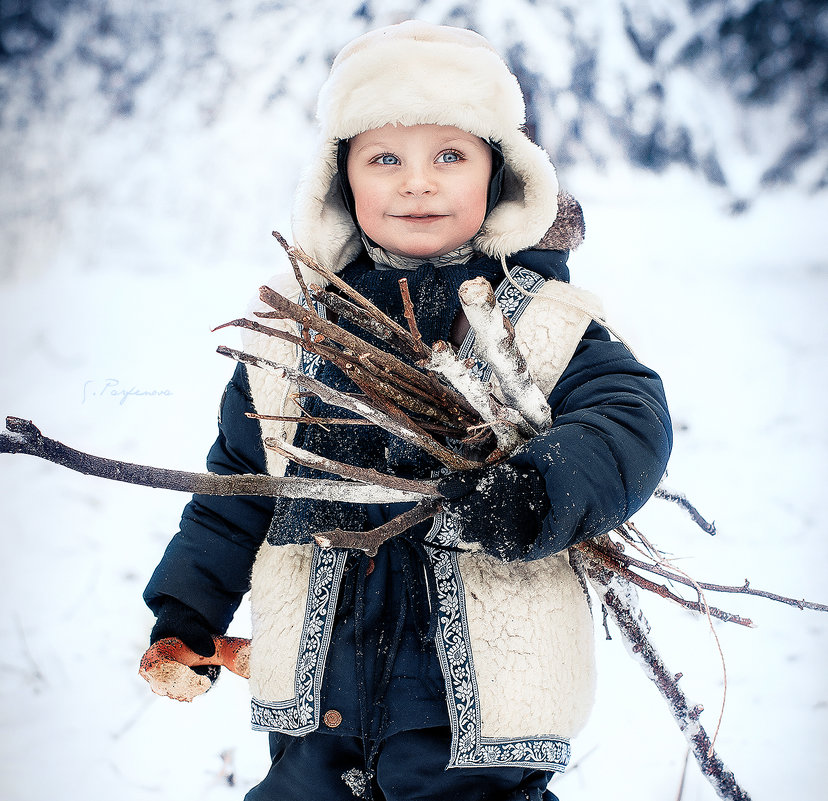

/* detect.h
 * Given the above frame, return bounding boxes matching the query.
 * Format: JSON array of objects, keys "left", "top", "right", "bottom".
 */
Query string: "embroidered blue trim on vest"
[
  {"left": 251, "top": 265, "right": 571, "bottom": 771},
  {"left": 251, "top": 292, "right": 348, "bottom": 735},
  {"left": 251, "top": 547, "right": 348, "bottom": 734},
  {"left": 425, "top": 266, "right": 570, "bottom": 771}
]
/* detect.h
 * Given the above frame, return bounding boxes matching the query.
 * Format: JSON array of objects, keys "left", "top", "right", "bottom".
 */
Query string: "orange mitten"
[{"left": 139, "top": 635, "right": 250, "bottom": 702}]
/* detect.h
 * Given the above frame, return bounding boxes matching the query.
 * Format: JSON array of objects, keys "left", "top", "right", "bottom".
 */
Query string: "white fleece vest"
[{"left": 241, "top": 264, "right": 602, "bottom": 772}]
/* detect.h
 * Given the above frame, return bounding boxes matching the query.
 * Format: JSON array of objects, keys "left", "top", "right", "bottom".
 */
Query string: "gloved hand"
[
  {"left": 438, "top": 460, "right": 551, "bottom": 561},
  {"left": 139, "top": 632, "right": 250, "bottom": 703},
  {"left": 141, "top": 598, "right": 249, "bottom": 702}
]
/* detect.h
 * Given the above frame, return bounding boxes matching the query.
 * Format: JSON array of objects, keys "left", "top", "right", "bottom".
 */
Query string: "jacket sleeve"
[
  {"left": 509, "top": 321, "right": 672, "bottom": 558},
  {"left": 143, "top": 362, "right": 275, "bottom": 633}
]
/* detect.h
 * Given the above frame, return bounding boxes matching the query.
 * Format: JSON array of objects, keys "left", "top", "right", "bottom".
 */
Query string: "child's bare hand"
[{"left": 139, "top": 635, "right": 251, "bottom": 702}]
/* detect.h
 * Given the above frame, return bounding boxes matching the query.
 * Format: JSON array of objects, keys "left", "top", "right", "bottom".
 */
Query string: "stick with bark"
[
  {"left": 272, "top": 230, "right": 430, "bottom": 361},
  {"left": 314, "top": 499, "right": 441, "bottom": 556},
  {"left": 0, "top": 416, "right": 437, "bottom": 504},
  {"left": 427, "top": 340, "right": 525, "bottom": 454},
  {"left": 569, "top": 546, "right": 752, "bottom": 801}
]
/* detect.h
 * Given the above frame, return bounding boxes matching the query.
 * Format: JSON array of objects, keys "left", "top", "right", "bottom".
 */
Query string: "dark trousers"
[{"left": 245, "top": 727, "right": 560, "bottom": 801}]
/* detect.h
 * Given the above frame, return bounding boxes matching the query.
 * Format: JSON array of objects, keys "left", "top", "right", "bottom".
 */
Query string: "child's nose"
[{"left": 400, "top": 165, "right": 436, "bottom": 196}]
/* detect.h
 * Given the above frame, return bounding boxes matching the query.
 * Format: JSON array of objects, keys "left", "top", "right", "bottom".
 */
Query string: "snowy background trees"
[{"left": 1, "top": 1, "right": 826, "bottom": 798}]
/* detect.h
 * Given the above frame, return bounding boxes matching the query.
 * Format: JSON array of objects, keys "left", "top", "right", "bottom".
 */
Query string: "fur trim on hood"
[{"left": 291, "top": 20, "right": 562, "bottom": 273}]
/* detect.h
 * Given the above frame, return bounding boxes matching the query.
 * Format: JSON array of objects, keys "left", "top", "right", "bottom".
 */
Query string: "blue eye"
[
  {"left": 375, "top": 153, "right": 400, "bottom": 165},
  {"left": 437, "top": 150, "right": 462, "bottom": 163}
]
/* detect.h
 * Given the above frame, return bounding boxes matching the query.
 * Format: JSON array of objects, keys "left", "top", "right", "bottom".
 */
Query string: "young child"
[{"left": 142, "top": 21, "right": 672, "bottom": 801}]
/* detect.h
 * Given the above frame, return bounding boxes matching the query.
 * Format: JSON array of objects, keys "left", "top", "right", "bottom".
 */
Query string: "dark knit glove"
[
  {"left": 150, "top": 597, "right": 220, "bottom": 686},
  {"left": 438, "top": 461, "right": 551, "bottom": 561},
  {"left": 150, "top": 597, "right": 217, "bottom": 658}
]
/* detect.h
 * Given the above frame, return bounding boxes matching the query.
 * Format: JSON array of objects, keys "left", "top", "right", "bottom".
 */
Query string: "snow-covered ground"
[{"left": 1, "top": 5, "right": 827, "bottom": 800}]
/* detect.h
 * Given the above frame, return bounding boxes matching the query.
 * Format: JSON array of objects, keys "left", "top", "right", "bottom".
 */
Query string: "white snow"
[{"left": 1, "top": 3, "right": 826, "bottom": 800}]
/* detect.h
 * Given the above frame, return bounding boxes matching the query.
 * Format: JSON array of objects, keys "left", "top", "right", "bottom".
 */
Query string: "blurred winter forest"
[
  {"left": 0, "top": 2, "right": 826, "bottom": 800},
  {"left": 1, "top": 0, "right": 827, "bottom": 280}
]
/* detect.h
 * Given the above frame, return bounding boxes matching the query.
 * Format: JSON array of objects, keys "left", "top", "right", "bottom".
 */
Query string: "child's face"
[{"left": 346, "top": 124, "right": 492, "bottom": 259}]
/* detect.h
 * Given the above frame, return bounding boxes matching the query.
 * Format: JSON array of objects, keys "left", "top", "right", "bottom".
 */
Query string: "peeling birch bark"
[
  {"left": 458, "top": 276, "right": 552, "bottom": 433},
  {"left": 427, "top": 341, "right": 525, "bottom": 453},
  {"left": 570, "top": 547, "right": 752, "bottom": 801}
]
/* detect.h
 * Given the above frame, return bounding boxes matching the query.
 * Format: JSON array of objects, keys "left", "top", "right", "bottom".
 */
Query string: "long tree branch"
[{"left": 0, "top": 417, "right": 431, "bottom": 503}]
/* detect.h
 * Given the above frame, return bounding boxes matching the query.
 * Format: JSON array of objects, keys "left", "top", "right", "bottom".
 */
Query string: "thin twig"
[
  {"left": 271, "top": 229, "right": 314, "bottom": 310},
  {"left": 398, "top": 277, "right": 423, "bottom": 345},
  {"left": 603, "top": 530, "right": 828, "bottom": 613},
  {"left": 247, "top": 412, "right": 373, "bottom": 426},
  {"left": 676, "top": 747, "right": 691, "bottom": 801},
  {"left": 655, "top": 486, "right": 717, "bottom": 535}
]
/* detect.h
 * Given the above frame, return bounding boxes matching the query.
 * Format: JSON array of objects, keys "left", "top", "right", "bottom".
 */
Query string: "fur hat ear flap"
[
  {"left": 474, "top": 135, "right": 560, "bottom": 259},
  {"left": 291, "top": 20, "right": 560, "bottom": 272}
]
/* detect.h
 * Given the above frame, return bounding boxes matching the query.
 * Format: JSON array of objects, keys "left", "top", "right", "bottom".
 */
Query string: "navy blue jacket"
[{"left": 144, "top": 247, "right": 672, "bottom": 737}]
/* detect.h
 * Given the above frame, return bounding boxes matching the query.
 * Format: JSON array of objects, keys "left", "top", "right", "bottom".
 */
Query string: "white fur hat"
[{"left": 291, "top": 20, "right": 560, "bottom": 272}]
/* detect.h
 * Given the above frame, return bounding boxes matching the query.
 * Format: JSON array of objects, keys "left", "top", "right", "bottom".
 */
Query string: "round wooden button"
[
  {"left": 365, "top": 558, "right": 375, "bottom": 576},
  {"left": 323, "top": 709, "right": 343, "bottom": 728}
]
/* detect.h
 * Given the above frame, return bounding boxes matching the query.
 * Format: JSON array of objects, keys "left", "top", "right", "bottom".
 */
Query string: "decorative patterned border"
[
  {"left": 251, "top": 535, "right": 348, "bottom": 734},
  {"left": 298, "top": 293, "right": 325, "bottom": 401},
  {"left": 251, "top": 297, "right": 347, "bottom": 734},
  {"left": 428, "top": 266, "right": 571, "bottom": 771}
]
